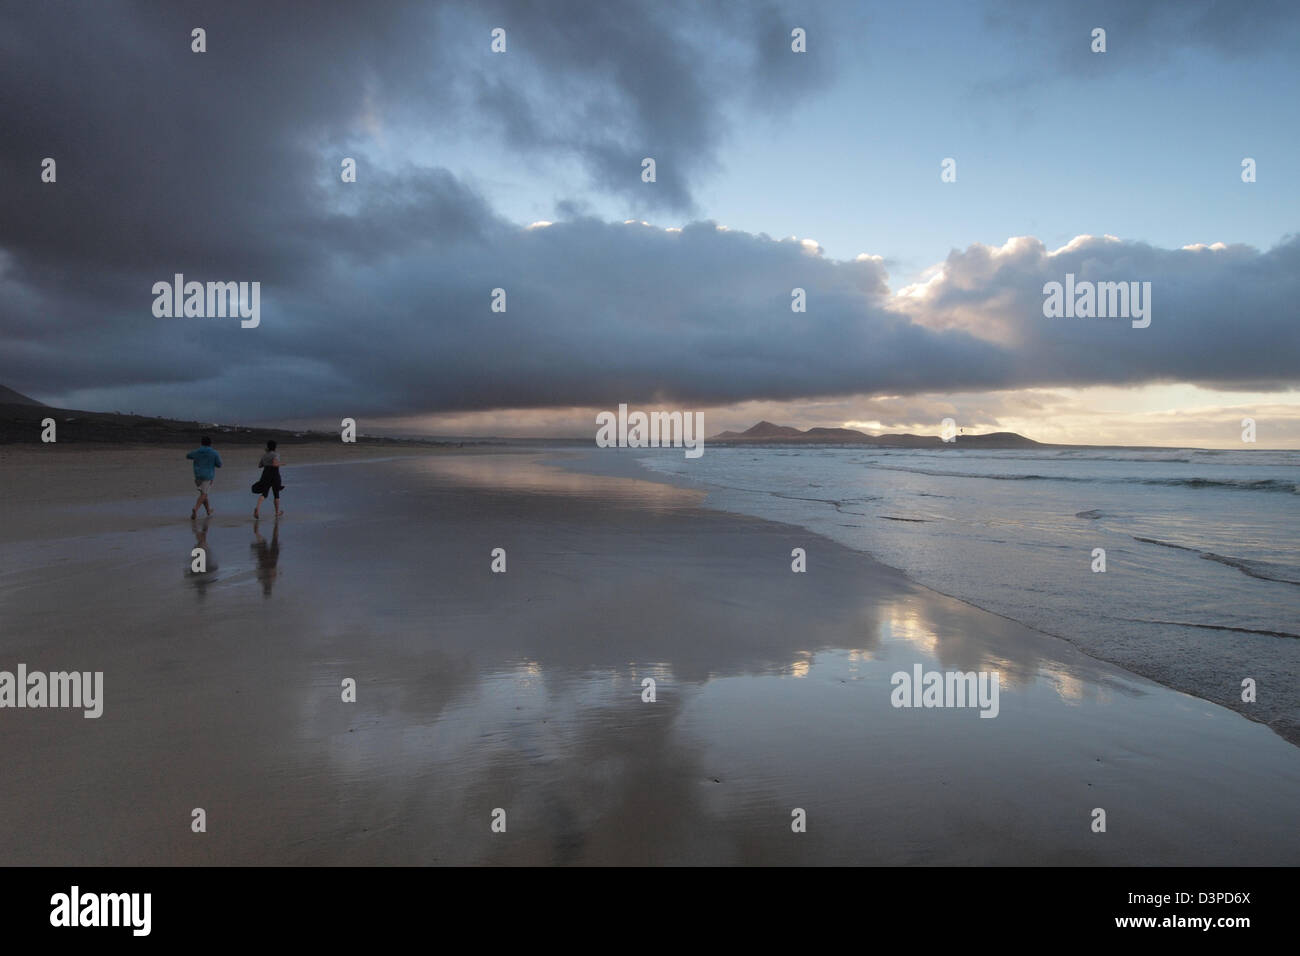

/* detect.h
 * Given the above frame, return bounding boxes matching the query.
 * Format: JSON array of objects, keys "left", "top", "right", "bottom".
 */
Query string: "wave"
[
  {"left": 862, "top": 462, "right": 1297, "bottom": 492},
  {"left": 1140, "top": 477, "right": 1297, "bottom": 492},
  {"left": 685, "top": 478, "right": 883, "bottom": 515},
  {"left": 1132, "top": 536, "right": 1300, "bottom": 586},
  {"left": 1125, "top": 618, "right": 1300, "bottom": 640},
  {"left": 1049, "top": 454, "right": 1193, "bottom": 464}
]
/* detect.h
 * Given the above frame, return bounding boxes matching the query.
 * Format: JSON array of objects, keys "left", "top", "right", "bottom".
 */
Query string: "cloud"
[
  {"left": 0, "top": 0, "right": 831, "bottom": 284},
  {"left": 462, "top": 0, "right": 835, "bottom": 213},
  {"left": 6, "top": 194, "right": 1299, "bottom": 420},
  {"left": 893, "top": 233, "right": 1300, "bottom": 392},
  {"left": 1, "top": 1, "right": 1296, "bottom": 423}
]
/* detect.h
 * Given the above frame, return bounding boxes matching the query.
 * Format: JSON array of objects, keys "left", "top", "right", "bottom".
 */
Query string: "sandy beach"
[{"left": 0, "top": 446, "right": 1297, "bottom": 865}]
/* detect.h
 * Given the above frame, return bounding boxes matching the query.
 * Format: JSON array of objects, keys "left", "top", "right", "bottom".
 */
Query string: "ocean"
[{"left": 635, "top": 444, "right": 1300, "bottom": 736}]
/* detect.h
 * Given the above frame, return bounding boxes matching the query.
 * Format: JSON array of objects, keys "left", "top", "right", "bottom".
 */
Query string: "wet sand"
[{"left": 0, "top": 448, "right": 1297, "bottom": 864}]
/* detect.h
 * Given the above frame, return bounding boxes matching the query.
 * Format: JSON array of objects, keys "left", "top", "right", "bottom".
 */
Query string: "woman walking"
[{"left": 251, "top": 440, "right": 285, "bottom": 518}]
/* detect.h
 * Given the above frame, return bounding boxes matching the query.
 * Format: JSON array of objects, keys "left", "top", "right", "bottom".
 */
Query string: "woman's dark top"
[{"left": 252, "top": 452, "right": 284, "bottom": 495}]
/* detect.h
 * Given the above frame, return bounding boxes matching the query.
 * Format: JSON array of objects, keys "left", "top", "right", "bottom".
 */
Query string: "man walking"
[{"left": 187, "top": 435, "right": 223, "bottom": 520}]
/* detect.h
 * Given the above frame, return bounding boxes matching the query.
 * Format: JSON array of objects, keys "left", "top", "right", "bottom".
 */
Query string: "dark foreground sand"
[{"left": 0, "top": 447, "right": 1297, "bottom": 864}]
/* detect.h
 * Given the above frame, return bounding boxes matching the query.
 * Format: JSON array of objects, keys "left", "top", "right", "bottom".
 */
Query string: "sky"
[{"left": 2, "top": 0, "right": 1298, "bottom": 447}]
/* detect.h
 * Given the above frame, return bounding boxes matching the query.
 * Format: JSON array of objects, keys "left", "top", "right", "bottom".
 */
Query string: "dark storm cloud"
[
  {"left": 8, "top": 207, "right": 1298, "bottom": 421},
  {"left": 1, "top": 0, "right": 825, "bottom": 282},
  {"left": 1, "top": 0, "right": 453, "bottom": 288},
  {"left": 466, "top": 0, "right": 835, "bottom": 213},
  {"left": 327, "top": 225, "right": 1297, "bottom": 412},
  {"left": 1, "top": 1, "right": 1296, "bottom": 422}
]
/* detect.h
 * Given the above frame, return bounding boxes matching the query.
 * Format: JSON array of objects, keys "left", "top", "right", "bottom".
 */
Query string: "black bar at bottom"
[{"left": 1, "top": 866, "right": 1282, "bottom": 941}]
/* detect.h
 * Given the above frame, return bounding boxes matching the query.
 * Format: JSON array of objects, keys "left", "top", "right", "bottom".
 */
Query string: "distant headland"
[{"left": 709, "top": 420, "right": 1043, "bottom": 448}]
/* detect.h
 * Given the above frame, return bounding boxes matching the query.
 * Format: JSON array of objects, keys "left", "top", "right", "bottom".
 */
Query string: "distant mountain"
[
  {"left": 803, "top": 426, "right": 878, "bottom": 442},
  {"left": 709, "top": 421, "right": 1043, "bottom": 448},
  {"left": 0, "top": 385, "right": 45, "bottom": 406},
  {"left": 712, "top": 420, "right": 805, "bottom": 440}
]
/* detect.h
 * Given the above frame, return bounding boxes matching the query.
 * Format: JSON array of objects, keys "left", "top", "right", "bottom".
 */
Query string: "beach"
[{"left": 0, "top": 446, "right": 1297, "bottom": 865}]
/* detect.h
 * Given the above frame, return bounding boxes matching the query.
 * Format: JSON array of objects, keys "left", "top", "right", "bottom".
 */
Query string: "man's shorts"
[{"left": 194, "top": 478, "right": 213, "bottom": 494}]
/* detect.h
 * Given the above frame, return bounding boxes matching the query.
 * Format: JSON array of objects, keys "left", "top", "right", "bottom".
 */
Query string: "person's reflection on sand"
[
  {"left": 185, "top": 516, "right": 217, "bottom": 598},
  {"left": 251, "top": 519, "right": 281, "bottom": 597}
]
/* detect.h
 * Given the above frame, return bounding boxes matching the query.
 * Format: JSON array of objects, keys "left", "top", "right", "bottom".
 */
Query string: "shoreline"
[{"left": 550, "top": 448, "right": 1300, "bottom": 748}]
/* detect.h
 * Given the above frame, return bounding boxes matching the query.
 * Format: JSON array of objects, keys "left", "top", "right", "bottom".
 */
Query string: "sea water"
[{"left": 638, "top": 444, "right": 1300, "bottom": 729}]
